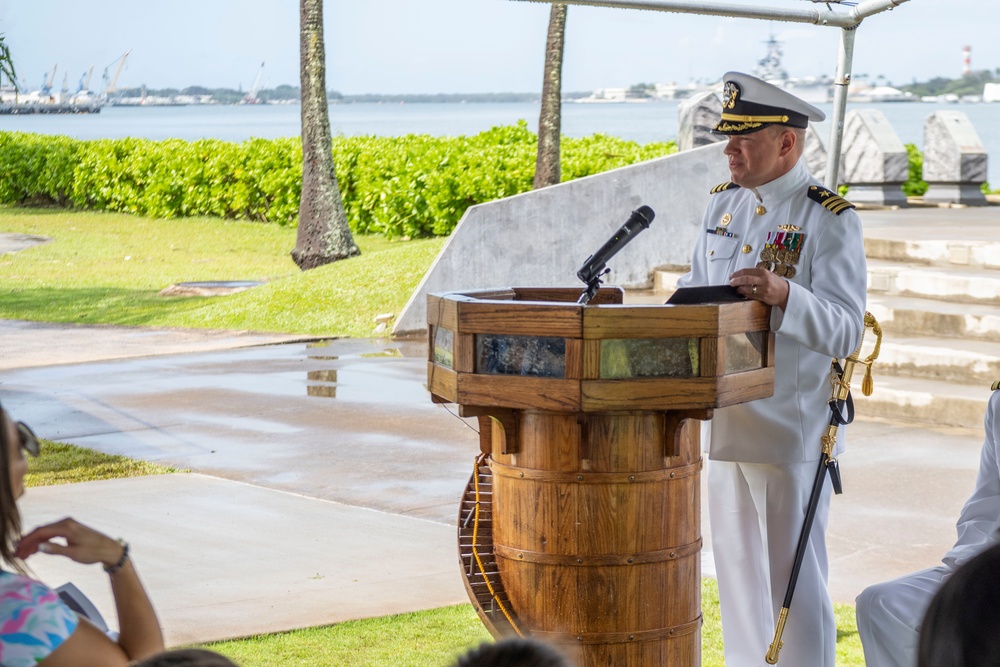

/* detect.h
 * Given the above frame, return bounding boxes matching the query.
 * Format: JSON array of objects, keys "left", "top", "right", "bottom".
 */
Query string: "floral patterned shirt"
[{"left": 0, "top": 572, "right": 79, "bottom": 666}]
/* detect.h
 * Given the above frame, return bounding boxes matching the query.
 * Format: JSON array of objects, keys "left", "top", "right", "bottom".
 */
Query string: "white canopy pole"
[
  {"left": 512, "top": 0, "right": 909, "bottom": 28},
  {"left": 826, "top": 27, "right": 857, "bottom": 189}
]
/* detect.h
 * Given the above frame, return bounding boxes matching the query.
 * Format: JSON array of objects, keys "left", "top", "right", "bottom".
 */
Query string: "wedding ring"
[{"left": 752, "top": 285, "right": 758, "bottom": 295}]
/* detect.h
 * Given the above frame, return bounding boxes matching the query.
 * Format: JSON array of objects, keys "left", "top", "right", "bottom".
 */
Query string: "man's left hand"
[{"left": 730, "top": 268, "right": 789, "bottom": 310}]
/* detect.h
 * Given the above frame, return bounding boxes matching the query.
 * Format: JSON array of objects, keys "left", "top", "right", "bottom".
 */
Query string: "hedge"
[{"left": 0, "top": 122, "right": 676, "bottom": 238}]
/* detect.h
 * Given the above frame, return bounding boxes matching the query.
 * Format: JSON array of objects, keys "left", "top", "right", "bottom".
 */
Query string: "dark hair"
[
  {"left": 918, "top": 543, "right": 1000, "bottom": 667},
  {"left": 0, "top": 405, "right": 24, "bottom": 571},
  {"left": 452, "top": 638, "right": 573, "bottom": 667},
  {"left": 130, "top": 648, "right": 240, "bottom": 667}
]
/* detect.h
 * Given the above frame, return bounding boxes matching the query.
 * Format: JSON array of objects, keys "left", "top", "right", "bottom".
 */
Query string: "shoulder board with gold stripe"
[
  {"left": 807, "top": 186, "right": 856, "bottom": 215},
  {"left": 710, "top": 182, "right": 740, "bottom": 195},
  {"left": 992, "top": 379, "right": 1000, "bottom": 391}
]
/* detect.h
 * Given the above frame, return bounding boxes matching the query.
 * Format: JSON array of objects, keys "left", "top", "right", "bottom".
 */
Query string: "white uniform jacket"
[{"left": 677, "top": 159, "right": 867, "bottom": 464}]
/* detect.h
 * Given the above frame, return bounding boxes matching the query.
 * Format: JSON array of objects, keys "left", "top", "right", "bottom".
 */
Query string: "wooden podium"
[{"left": 427, "top": 287, "right": 774, "bottom": 666}]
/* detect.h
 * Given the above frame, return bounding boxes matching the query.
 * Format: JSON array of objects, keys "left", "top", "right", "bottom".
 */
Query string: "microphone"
[{"left": 577, "top": 205, "right": 655, "bottom": 284}]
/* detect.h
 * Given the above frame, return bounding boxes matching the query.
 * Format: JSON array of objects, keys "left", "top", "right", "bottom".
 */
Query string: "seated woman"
[{"left": 0, "top": 401, "right": 165, "bottom": 666}]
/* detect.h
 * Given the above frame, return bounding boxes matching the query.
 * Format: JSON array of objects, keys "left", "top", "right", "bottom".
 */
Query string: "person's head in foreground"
[
  {"left": 712, "top": 71, "right": 825, "bottom": 189},
  {"left": 918, "top": 542, "right": 1000, "bottom": 667},
  {"left": 131, "top": 648, "right": 240, "bottom": 667},
  {"left": 452, "top": 637, "right": 574, "bottom": 667}
]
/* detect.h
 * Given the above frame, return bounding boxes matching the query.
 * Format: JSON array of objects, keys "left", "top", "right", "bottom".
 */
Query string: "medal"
[
  {"left": 775, "top": 263, "right": 788, "bottom": 277},
  {"left": 785, "top": 265, "right": 796, "bottom": 279}
]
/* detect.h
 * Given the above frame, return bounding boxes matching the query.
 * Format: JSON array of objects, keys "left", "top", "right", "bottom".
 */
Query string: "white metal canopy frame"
[{"left": 512, "top": 0, "right": 911, "bottom": 189}]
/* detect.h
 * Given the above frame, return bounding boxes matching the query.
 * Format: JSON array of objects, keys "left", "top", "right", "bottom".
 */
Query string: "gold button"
[
  {"left": 755, "top": 205, "right": 767, "bottom": 216},
  {"left": 742, "top": 244, "right": 752, "bottom": 254}
]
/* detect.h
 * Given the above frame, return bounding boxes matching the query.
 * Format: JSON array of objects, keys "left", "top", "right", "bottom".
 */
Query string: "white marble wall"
[
  {"left": 923, "top": 111, "right": 988, "bottom": 205},
  {"left": 841, "top": 108, "right": 909, "bottom": 206}
]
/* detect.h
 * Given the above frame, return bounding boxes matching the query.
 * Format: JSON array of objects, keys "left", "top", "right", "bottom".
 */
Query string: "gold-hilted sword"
[{"left": 765, "top": 311, "right": 883, "bottom": 664}]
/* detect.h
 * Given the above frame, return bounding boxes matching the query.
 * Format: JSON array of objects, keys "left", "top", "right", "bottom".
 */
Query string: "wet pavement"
[{"left": 0, "top": 321, "right": 985, "bottom": 647}]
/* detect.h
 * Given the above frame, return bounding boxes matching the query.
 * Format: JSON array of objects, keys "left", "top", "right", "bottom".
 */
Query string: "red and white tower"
[{"left": 963, "top": 45, "right": 972, "bottom": 76}]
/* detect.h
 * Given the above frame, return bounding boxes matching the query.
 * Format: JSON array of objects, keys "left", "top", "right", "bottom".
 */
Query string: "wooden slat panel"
[
  {"left": 583, "top": 304, "right": 725, "bottom": 339},
  {"left": 583, "top": 301, "right": 772, "bottom": 339},
  {"left": 458, "top": 374, "right": 581, "bottom": 411},
  {"left": 581, "top": 378, "right": 720, "bottom": 411},
  {"left": 716, "top": 367, "right": 776, "bottom": 407},
  {"left": 427, "top": 362, "right": 457, "bottom": 403},
  {"left": 513, "top": 286, "right": 624, "bottom": 305},
  {"left": 565, "top": 339, "right": 583, "bottom": 380},
  {"left": 426, "top": 294, "right": 459, "bottom": 329},
  {"left": 457, "top": 301, "right": 582, "bottom": 337},
  {"left": 700, "top": 337, "right": 720, "bottom": 378},
  {"left": 582, "top": 340, "right": 601, "bottom": 380},
  {"left": 455, "top": 333, "right": 475, "bottom": 373},
  {"left": 765, "top": 331, "right": 776, "bottom": 368},
  {"left": 717, "top": 300, "right": 772, "bottom": 336}
]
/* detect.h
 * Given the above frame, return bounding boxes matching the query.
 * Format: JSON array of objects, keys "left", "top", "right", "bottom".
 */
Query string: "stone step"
[
  {"left": 867, "top": 259, "right": 1000, "bottom": 305},
  {"left": 854, "top": 376, "right": 991, "bottom": 430},
  {"left": 864, "top": 236, "right": 1000, "bottom": 269},
  {"left": 875, "top": 336, "right": 1000, "bottom": 384},
  {"left": 867, "top": 294, "right": 1000, "bottom": 342}
]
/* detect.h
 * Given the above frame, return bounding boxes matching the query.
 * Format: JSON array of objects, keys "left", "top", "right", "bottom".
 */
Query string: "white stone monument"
[
  {"left": 677, "top": 91, "right": 725, "bottom": 152},
  {"left": 840, "top": 108, "right": 909, "bottom": 206},
  {"left": 923, "top": 111, "right": 988, "bottom": 206}
]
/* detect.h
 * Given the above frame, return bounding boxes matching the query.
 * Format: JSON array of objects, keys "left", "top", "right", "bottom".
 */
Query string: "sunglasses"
[
  {"left": 16, "top": 422, "right": 40, "bottom": 458},
  {"left": 0, "top": 402, "right": 40, "bottom": 459}
]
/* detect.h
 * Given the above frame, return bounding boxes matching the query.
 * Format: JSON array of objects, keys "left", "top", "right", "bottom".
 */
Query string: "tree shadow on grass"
[{"left": 0, "top": 286, "right": 210, "bottom": 327}]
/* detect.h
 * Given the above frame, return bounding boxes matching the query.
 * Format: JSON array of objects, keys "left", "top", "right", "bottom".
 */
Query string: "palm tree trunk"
[
  {"left": 534, "top": 3, "right": 567, "bottom": 189},
  {"left": 292, "top": 0, "right": 359, "bottom": 270}
]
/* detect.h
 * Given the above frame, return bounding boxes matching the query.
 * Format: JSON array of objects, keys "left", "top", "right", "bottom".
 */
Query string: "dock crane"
[
  {"left": 240, "top": 61, "right": 265, "bottom": 104},
  {"left": 101, "top": 49, "right": 131, "bottom": 102}
]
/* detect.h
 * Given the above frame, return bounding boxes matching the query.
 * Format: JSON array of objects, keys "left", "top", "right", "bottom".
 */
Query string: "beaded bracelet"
[{"left": 103, "top": 539, "right": 130, "bottom": 575}]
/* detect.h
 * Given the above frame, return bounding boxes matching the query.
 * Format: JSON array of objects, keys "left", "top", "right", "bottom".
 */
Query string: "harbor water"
[{"left": 1, "top": 100, "right": 999, "bottom": 186}]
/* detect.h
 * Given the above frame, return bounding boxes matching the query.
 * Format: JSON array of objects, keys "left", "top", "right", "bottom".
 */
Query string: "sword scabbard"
[{"left": 766, "top": 607, "right": 789, "bottom": 664}]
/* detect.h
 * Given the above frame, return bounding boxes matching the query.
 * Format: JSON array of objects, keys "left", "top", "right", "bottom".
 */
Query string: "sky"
[{"left": 0, "top": 0, "right": 992, "bottom": 95}]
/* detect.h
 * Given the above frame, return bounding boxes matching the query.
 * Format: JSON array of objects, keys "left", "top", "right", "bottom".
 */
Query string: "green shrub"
[
  {"left": 0, "top": 125, "right": 676, "bottom": 237},
  {"left": 903, "top": 143, "right": 928, "bottom": 197}
]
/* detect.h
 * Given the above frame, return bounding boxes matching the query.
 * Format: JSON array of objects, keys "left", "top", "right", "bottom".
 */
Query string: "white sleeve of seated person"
[{"left": 943, "top": 390, "right": 1000, "bottom": 569}]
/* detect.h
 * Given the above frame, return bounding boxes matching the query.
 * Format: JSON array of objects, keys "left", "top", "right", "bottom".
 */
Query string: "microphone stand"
[{"left": 577, "top": 268, "right": 609, "bottom": 305}]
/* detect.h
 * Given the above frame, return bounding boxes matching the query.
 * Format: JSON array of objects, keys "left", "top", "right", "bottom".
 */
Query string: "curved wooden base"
[{"left": 458, "top": 409, "right": 703, "bottom": 667}]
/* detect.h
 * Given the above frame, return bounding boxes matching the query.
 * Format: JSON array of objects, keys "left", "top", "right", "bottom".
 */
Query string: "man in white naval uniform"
[
  {"left": 856, "top": 385, "right": 1000, "bottom": 667},
  {"left": 676, "top": 72, "right": 867, "bottom": 666}
]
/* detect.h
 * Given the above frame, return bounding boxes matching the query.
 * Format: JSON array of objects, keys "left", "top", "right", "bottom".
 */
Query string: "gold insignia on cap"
[
  {"left": 721, "top": 213, "right": 732, "bottom": 227},
  {"left": 755, "top": 205, "right": 767, "bottom": 216},
  {"left": 723, "top": 81, "right": 739, "bottom": 110},
  {"left": 742, "top": 244, "right": 752, "bottom": 254},
  {"left": 778, "top": 224, "right": 801, "bottom": 232}
]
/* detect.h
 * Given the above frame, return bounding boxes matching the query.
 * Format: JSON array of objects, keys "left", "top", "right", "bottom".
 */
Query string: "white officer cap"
[{"left": 713, "top": 71, "right": 826, "bottom": 135}]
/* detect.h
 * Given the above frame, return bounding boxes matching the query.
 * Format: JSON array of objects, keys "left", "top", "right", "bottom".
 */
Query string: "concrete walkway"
[{"left": 0, "top": 320, "right": 983, "bottom": 647}]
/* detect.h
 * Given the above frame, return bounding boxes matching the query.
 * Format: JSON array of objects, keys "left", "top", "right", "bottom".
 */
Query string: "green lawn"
[
  {"left": 199, "top": 580, "right": 864, "bottom": 667},
  {"left": 0, "top": 207, "right": 445, "bottom": 337},
  {"left": 25, "top": 439, "right": 180, "bottom": 487}
]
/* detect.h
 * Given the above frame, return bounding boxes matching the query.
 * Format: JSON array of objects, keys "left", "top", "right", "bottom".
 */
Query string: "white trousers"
[
  {"left": 709, "top": 459, "right": 836, "bottom": 667},
  {"left": 855, "top": 567, "right": 949, "bottom": 667}
]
